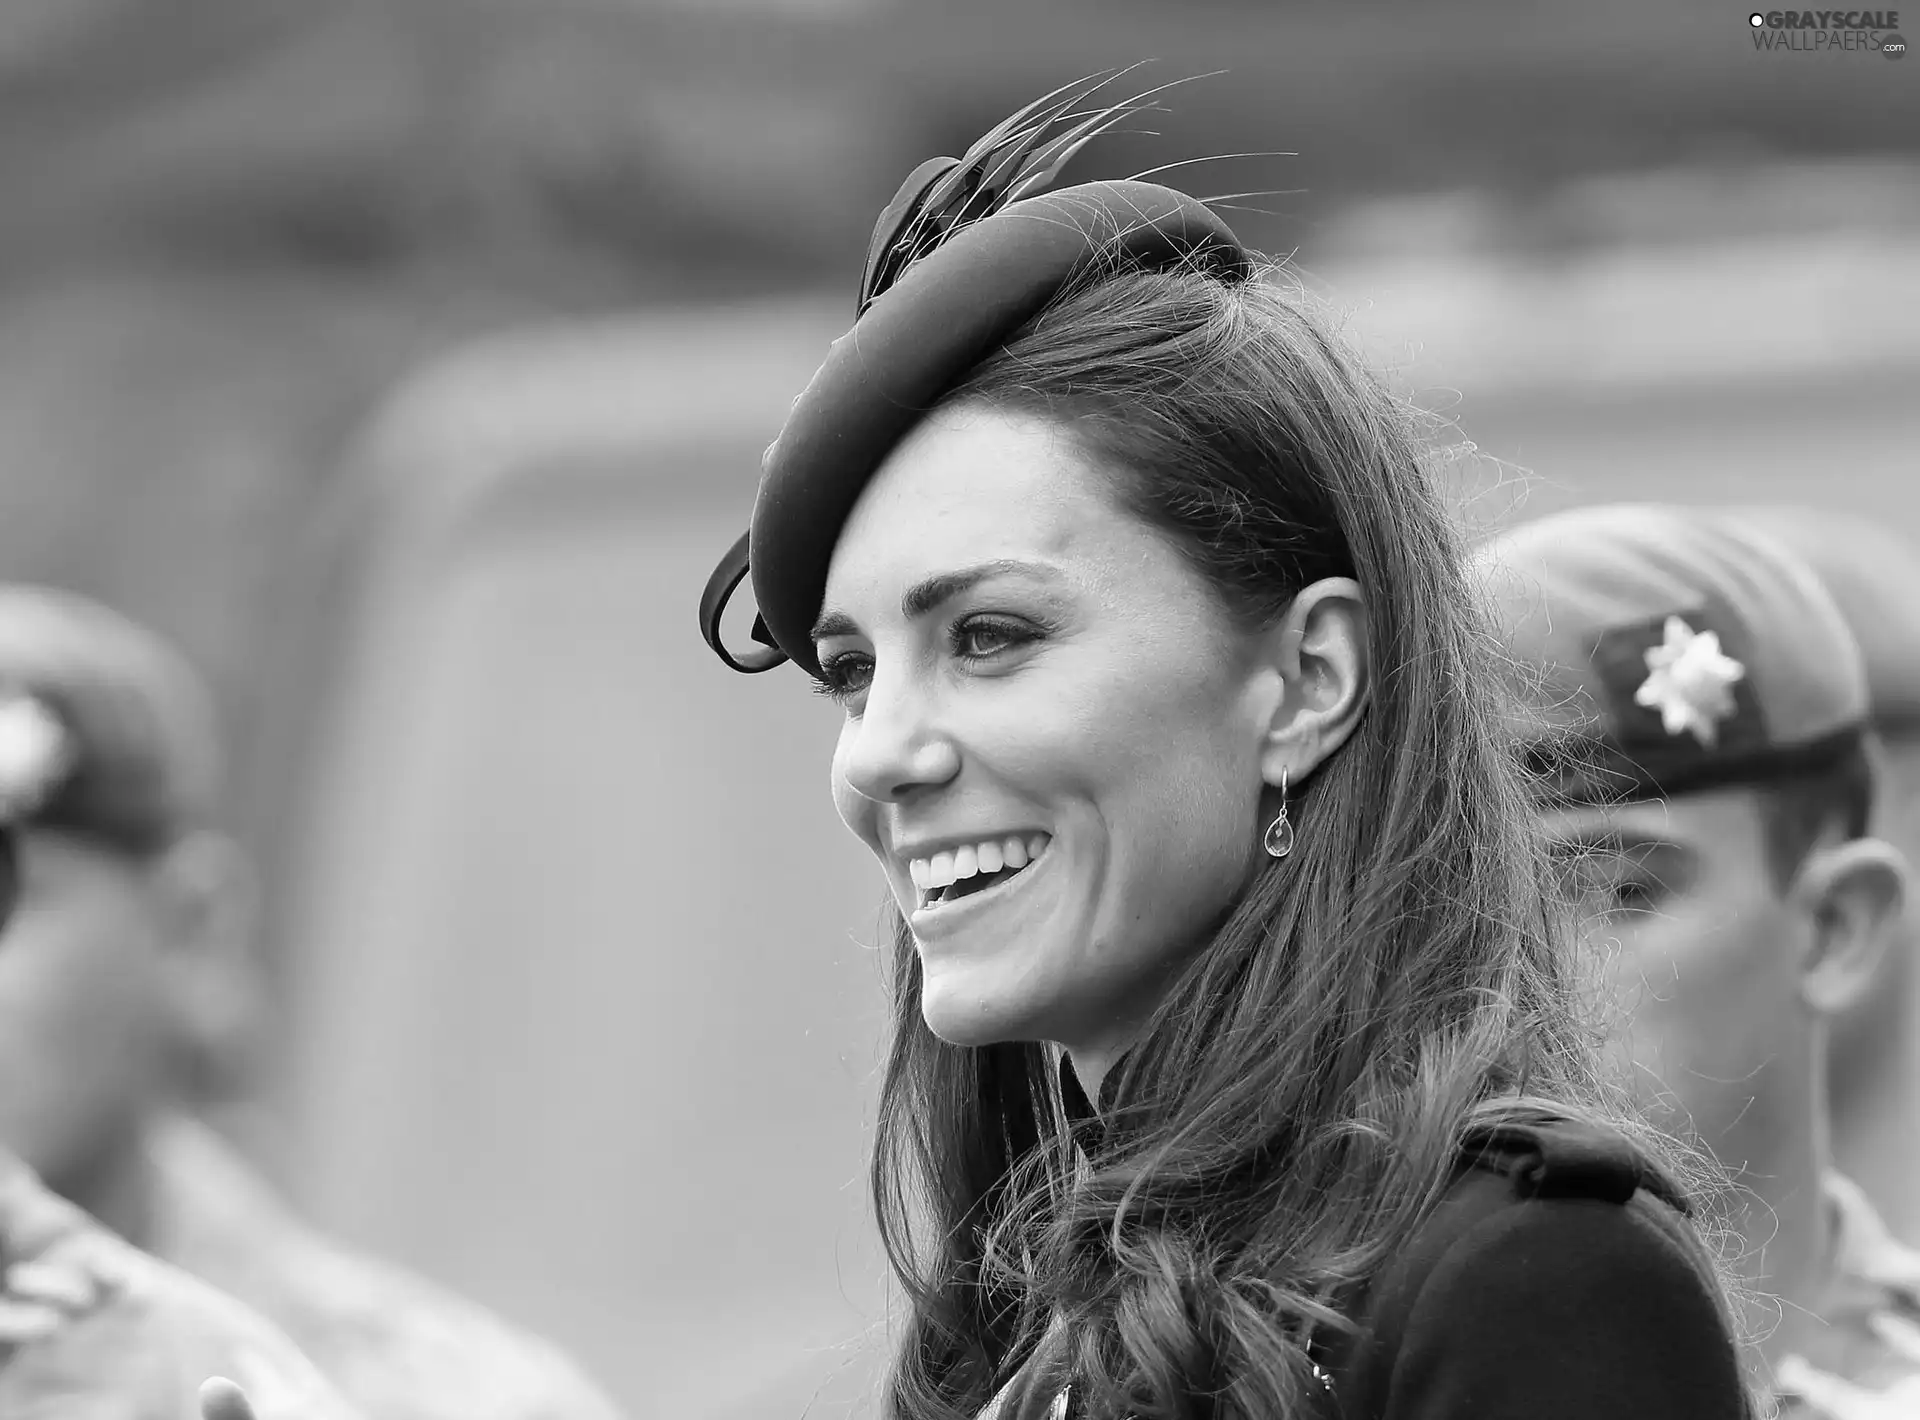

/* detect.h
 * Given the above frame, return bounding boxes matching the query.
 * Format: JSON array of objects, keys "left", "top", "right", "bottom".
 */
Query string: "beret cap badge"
[
  {"left": 0, "top": 690, "right": 75, "bottom": 821},
  {"left": 1634, "top": 616, "right": 1747, "bottom": 748}
]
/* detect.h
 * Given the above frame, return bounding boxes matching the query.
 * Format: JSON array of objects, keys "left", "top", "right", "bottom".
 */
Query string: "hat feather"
[{"left": 856, "top": 68, "right": 1173, "bottom": 315}]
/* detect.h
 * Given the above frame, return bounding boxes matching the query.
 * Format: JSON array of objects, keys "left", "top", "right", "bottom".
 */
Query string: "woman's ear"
[
  {"left": 1795, "top": 837, "right": 1908, "bottom": 1017},
  {"left": 1257, "top": 577, "right": 1369, "bottom": 790}
]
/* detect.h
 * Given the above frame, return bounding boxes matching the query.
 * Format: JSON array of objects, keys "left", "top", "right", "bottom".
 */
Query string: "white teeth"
[{"left": 907, "top": 833, "right": 1052, "bottom": 906}]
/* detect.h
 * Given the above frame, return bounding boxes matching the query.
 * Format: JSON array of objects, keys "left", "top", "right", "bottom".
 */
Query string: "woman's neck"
[{"left": 1058, "top": 1041, "right": 1129, "bottom": 1113}]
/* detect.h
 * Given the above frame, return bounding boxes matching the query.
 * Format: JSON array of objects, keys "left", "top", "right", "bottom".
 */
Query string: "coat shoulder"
[{"left": 1325, "top": 1119, "right": 1749, "bottom": 1420}]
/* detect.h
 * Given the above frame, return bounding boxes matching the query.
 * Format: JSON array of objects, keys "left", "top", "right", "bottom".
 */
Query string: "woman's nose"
[{"left": 838, "top": 678, "right": 960, "bottom": 804}]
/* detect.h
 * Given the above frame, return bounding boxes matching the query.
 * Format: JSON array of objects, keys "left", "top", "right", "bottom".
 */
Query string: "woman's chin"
[{"left": 918, "top": 970, "right": 1046, "bottom": 1048}]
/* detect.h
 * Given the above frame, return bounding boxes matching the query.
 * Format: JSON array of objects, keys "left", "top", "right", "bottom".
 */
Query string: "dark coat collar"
[{"left": 1057, "top": 1051, "right": 1126, "bottom": 1147}]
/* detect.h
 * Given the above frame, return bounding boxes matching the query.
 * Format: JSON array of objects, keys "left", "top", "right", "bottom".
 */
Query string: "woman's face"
[{"left": 815, "top": 403, "right": 1285, "bottom": 1058}]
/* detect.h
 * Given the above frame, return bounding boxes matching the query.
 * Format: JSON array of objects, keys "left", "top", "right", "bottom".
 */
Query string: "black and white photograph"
[{"left": 0, "top": 2, "right": 1912, "bottom": 1417}]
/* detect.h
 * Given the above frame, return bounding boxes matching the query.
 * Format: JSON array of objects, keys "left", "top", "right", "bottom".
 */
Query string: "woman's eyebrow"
[{"left": 812, "top": 559, "right": 1063, "bottom": 642}]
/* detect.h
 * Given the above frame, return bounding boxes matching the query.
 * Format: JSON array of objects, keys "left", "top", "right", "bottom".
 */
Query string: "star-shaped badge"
[
  {"left": 0, "top": 691, "right": 74, "bottom": 821},
  {"left": 1634, "top": 616, "right": 1746, "bottom": 747}
]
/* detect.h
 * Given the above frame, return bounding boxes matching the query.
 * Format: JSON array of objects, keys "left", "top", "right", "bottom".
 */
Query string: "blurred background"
[{"left": 0, "top": 1, "right": 1912, "bottom": 1416}]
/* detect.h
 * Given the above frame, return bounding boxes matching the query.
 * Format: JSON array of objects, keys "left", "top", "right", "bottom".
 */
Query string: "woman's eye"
[
  {"left": 952, "top": 616, "right": 1035, "bottom": 661},
  {"left": 812, "top": 653, "right": 873, "bottom": 701},
  {"left": 810, "top": 618, "right": 1039, "bottom": 702}
]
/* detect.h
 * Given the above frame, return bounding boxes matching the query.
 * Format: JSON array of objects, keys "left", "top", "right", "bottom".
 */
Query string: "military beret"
[
  {"left": 1729, "top": 507, "right": 1920, "bottom": 739},
  {"left": 1473, "top": 504, "right": 1868, "bottom": 804},
  {"left": 697, "top": 76, "right": 1251, "bottom": 680},
  {"left": 0, "top": 586, "right": 219, "bottom": 854}
]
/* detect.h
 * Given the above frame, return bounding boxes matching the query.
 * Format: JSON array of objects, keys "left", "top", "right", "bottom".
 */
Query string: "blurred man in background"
[
  {"left": 1735, "top": 507, "right": 1920, "bottom": 1250},
  {"left": 1476, "top": 506, "right": 1920, "bottom": 1413},
  {"left": 0, "top": 677, "right": 361, "bottom": 1415},
  {"left": 0, "top": 585, "right": 621, "bottom": 1420}
]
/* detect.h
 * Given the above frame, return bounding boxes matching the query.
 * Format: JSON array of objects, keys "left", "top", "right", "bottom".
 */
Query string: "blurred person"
[
  {"left": 1733, "top": 507, "right": 1920, "bottom": 1247},
  {"left": 0, "top": 693, "right": 361, "bottom": 1418},
  {"left": 0, "top": 585, "right": 620, "bottom": 1420},
  {"left": 1476, "top": 504, "right": 1920, "bottom": 1417}
]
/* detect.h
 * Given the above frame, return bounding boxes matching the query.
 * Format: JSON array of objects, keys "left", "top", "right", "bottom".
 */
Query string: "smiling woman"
[
  {"left": 683, "top": 77, "right": 1763, "bottom": 1420},
  {"left": 818, "top": 403, "right": 1307, "bottom": 1064}
]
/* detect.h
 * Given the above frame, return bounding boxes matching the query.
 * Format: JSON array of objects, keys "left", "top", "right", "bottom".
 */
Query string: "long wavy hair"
[{"left": 864, "top": 260, "right": 1738, "bottom": 1420}]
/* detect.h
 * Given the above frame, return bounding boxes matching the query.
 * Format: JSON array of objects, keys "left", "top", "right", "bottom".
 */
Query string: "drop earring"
[{"left": 1263, "top": 768, "right": 1295, "bottom": 860}]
